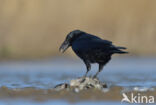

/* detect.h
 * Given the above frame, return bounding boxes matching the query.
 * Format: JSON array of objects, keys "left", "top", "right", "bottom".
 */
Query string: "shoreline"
[{"left": 0, "top": 86, "right": 155, "bottom": 102}]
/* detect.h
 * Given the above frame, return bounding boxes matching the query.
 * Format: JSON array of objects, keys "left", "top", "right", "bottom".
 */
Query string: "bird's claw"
[
  {"left": 92, "top": 75, "right": 97, "bottom": 79},
  {"left": 93, "top": 76, "right": 96, "bottom": 79},
  {"left": 80, "top": 76, "right": 86, "bottom": 83}
]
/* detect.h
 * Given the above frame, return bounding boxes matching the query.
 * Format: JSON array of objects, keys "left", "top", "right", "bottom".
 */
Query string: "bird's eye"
[
  {"left": 68, "top": 35, "right": 73, "bottom": 39},
  {"left": 67, "top": 36, "right": 70, "bottom": 39},
  {"left": 65, "top": 36, "right": 71, "bottom": 41}
]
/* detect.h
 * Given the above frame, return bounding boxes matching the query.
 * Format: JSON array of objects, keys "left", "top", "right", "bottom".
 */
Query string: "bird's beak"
[{"left": 59, "top": 40, "right": 70, "bottom": 53}]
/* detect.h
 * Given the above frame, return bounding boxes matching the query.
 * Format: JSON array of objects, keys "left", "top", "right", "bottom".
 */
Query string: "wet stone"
[
  {"left": 54, "top": 83, "right": 69, "bottom": 91},
  {"left": 54, "top": 77, "right": 107, "bottom": 92}
]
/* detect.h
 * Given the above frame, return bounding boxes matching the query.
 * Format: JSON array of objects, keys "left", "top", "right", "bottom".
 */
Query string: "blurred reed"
[{"left": 0, "top": 0, "right": 156, "bottom": 59}]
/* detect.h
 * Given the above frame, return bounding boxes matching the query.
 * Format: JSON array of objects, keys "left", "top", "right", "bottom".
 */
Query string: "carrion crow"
[{"left": 59, "top": 30, "right": 128, "bottom": 78}]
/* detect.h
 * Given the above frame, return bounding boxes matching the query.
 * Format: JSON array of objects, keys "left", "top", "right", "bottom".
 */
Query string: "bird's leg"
[
  {"left": 83, "top": 61, "right": 91, "bottom": 77},
  {"left": 81, "top": 61, "right": 91, "bottom": 83},
  {"left": 93, "top": 64, "right": 104, "bottom": 78}
]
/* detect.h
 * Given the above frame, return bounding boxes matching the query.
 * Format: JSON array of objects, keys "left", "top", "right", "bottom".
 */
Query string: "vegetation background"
[{"left": 0, "top": 0, "right": 156, "bottom": 59}]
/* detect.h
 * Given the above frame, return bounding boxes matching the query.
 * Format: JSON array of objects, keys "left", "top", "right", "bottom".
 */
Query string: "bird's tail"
[
  {"left": 116, "top": 46, "right": 127, "bottom": 49},
  {"left": 114, "top": 50, "right": 128, "bottom": 54},
  {"left": 113, "top": 46, "right": 128, "bottom": 54}
]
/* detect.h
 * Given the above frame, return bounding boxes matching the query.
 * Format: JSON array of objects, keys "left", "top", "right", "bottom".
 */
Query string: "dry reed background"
[{"left": 0, "top": 0, "right": 156, "bottom": 59}]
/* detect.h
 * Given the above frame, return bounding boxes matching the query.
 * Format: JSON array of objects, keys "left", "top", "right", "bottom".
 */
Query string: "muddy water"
[{"left": 0, "top": 57, "right": 156, "bottom": 105}]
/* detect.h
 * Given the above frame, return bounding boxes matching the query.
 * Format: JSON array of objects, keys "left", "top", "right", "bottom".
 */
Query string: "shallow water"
[{"left": 0, "top": 57, "right": 156, "bottom": 105}]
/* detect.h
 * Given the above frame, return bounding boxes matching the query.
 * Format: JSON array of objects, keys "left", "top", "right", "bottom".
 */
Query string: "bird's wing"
[
  {"left": 79, "top": 34, "right": 112, "bottom": 43},
  {"left": 72, "top": 36, "right": 113, "bottom": 53},
  {"left": 88, "top": 39, "right": 114, "bottom": 53}
]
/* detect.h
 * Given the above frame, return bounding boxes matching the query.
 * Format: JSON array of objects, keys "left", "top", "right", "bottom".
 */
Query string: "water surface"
[{"left": 0, "top": 57, "right": 156, "bottom": 105}]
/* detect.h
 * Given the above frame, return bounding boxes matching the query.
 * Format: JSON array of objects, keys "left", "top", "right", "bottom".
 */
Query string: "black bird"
[{"left": 59, "top": 30, "right": 128, "bottom": 78}]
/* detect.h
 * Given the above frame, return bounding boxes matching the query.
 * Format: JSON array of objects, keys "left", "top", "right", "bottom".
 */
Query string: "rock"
[
  {"left": 70, "top": 77, "right": 107, "bottom": 90},
  {"left": 54, "top": 77, "right": 107, "bottom": 92},
  {"left": 54, "top": 83, "right": 69, "bottom": 91}
]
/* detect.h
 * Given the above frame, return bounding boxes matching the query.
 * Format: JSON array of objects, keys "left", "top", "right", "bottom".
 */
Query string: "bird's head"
[{"left": 59, "top": 30, "right": 84, "bottom": 53}]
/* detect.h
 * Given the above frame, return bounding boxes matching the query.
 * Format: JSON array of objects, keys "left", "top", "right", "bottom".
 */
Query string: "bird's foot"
[
  {"left": 80, "top": 76, "right": 86, "bottom": 83},
  {"left": 88, "top": 75, "right": 92, "bottom": 78},
  {"left": 92, "top": 75, "right": 98, "bottom": 79},
  {"left": 92, "top": 76, "right": 96, "bottom": 79}
]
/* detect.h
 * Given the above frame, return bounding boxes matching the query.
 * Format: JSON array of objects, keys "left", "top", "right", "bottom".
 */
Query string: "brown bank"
[{"left": 0, "top": 77, "right": 155, "bottom": 103}]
